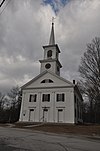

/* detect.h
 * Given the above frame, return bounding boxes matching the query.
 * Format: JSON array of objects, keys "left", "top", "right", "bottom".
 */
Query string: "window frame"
[
  {"left": 47, "top": 50, "right": 52, "bottom": 58},
  {"left": 42, "top": 94, "right": 50, "bottom": 102},
  {"left": 29, "top": 94, "right": 37, "bottom": 102},
  {"left": 56, "top": 93, "right": 65, "bottom": 102},
  {"left": 41, "top": 79, "right": 53, "bottom": 83}
]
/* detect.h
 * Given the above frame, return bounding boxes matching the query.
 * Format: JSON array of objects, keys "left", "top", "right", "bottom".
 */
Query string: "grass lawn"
[
  {"left": 0, "top": 122, "right": 100, "bottom": 136},
  {"left": 13, "top": 122, "right": 100, "bottom": 136}
]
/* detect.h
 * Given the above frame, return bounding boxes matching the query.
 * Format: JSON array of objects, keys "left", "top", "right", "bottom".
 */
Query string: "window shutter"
[
  {"left": 29, "top": 95, "right": 31, "bottom": 102},
  {"left": 42, "top": 94, "right": 44, "bottom": 102},
  {"left": 57, "top": 94, "right": 58, "bottom": 101},
  {"left": 48, "top": 94, "right": 50, "bottom": 102},
  {"left": 62, "top": 93, "right": 64, "bottom": 101},
  {"left": 35, "top": 94, "right": 37, "bottom": 102}
]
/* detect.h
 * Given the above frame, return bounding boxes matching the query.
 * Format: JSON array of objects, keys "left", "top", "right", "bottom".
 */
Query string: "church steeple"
[
  {"left": 39, "top": 20, "right": 62, "bottom": 76},
  {"left": 49, "top": 22, "right": 55, "bottom": 45}
]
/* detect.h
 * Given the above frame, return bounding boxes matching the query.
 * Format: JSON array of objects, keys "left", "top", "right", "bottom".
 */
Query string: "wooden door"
[
  {"left": 43, "top": 108, "right": 48, "bottom": 122},
  {"left": 58, "top": 109, "right": 63, "bottom": 122},
  {"left": 29, "top": 109, "right": 34, "bottom": 121}
]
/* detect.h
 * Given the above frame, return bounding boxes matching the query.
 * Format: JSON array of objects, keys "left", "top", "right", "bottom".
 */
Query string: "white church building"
[{"left": 19, "top": 22, "right": 83, "bottom": 124}]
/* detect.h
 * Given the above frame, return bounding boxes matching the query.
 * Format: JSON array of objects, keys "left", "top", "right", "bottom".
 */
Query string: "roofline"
[
  {"left": 21, "top": 70, "right": 74, "bottom": 90},
  {"left": 21, "top": 70, "right": 48, "bottom": 89},
  {"left": 22, "top": 85, "right": 74, "bottom": 90}
]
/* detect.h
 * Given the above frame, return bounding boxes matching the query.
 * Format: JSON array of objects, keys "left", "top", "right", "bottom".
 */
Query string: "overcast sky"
[{"left": 0, "top": 0, "right": 100, "bottom": 93}]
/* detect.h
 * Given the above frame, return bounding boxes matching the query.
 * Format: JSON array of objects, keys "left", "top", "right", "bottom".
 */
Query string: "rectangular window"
[
  {"left": 42, "top": 94, "right": 50, "bottom": 102},
  {"left": 29, "top": 94, "right": 37, "bottom": 102},
  {"left": 56, "top": 93, "right": 65, "bottom": 102}
]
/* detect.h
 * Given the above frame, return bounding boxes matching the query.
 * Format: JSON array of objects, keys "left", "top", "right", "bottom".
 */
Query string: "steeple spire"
[{"left": 49, "top": 18, "right": 55, "bottom": 45}]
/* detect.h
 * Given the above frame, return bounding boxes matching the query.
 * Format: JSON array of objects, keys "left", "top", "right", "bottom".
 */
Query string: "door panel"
[
  {"left": 44, "top": 111, "right": 48, "bottom": 122},
  {"left": 29, "top": 109, "right": 34, "bottom": 121},
  {"left": 58, "top": 109, "right": 63, "bottom": 122},
  {"left": 43, "top": 109, "right": 48, "bottom": 122}
]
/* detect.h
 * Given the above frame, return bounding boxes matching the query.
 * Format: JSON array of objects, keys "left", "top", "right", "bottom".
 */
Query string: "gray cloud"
[
  {"left": 57, "top": 0, "right": 100, "bottom": 80},
  {"left": 0, "top": 0, "right": 100, "bottom": 92}
]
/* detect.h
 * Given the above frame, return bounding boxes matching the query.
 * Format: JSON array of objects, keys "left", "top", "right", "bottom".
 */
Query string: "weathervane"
[{"left": 52, "top": 17, "right": 56, "bottom": 24}]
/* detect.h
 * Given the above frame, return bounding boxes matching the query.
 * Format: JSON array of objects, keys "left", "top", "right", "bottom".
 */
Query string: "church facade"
[{"left": 19, "top": 22, "right": 83, "bottom": 124}]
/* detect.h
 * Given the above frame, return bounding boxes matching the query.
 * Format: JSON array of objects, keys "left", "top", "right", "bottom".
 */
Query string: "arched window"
[
  {"left": 47, "top": 50, "right": 52, "bottom": 58},
  {"left": 41, "top": 79, "right": 54, "bottom": 83}
]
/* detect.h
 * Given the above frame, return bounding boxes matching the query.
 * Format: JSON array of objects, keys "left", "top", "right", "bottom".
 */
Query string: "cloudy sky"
[{"left": 0, "top": 0, "right": 100, "bottom": 93}]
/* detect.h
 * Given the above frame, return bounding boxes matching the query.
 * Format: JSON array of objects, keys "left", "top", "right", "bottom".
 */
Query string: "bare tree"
[
  {"left": 8, "top": 86, "right": 22, "bottom": 122},
  {"left": 0, "top": 87, "right": 22, "bottom": 123},
  {"left": 79, "top": 37, "right": 100, "bottom": 123},
  {"left": 0, "top": 92, "right": 6, "bottom": 123},
  {"left": 0, "top": 92, "right": 5, "bottom": 109}
]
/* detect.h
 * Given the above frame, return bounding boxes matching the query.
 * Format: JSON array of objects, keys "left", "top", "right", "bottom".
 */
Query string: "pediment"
[{"left": 22, "top": 71, "right": 74, "bottom": 89}]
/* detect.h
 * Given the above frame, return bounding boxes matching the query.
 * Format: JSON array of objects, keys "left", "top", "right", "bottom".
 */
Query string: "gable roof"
[{"left": 21, "top": 70, "right": 74, "bottom": 89}]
